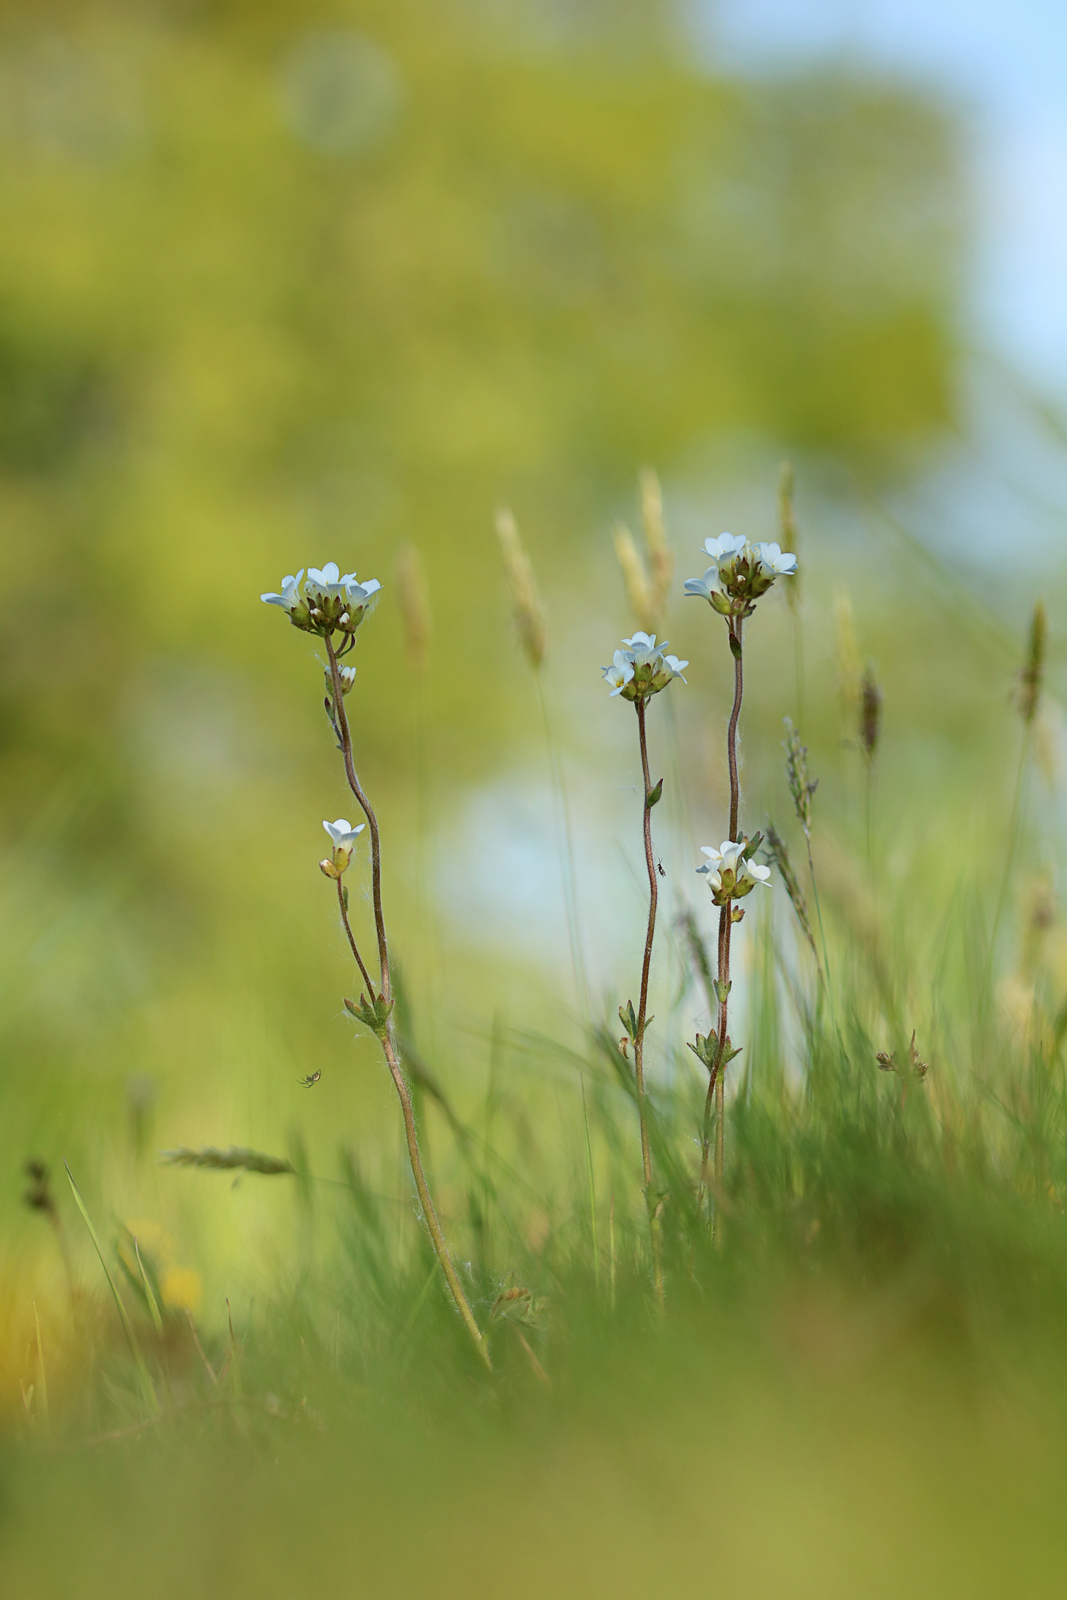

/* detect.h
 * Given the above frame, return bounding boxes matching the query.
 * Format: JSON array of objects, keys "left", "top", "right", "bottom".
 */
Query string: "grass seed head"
[
  {"left": 640, "top": 467, "right": 674, "bottom": 620},
  {"left": 860, "top": 663, "right": 882, "bottom": 765},
  {"left": 394, "top": 543, "right": 431, "bottom": 672},
  {"left": 783, "top": 719, "right": 818, "bottom": 841},
  {"left": 613, "top": 523, "right": 654, "bottom": 632},
  {"left": 778, "top": 462, "right": 800, "bottom": 612},
  {"left": 1017, "top": 600, "right": 1046, "bottom": 726},
  {"left": 497, "top": 506, "right": 547, "bottom": 669},
  {"left": 160, "top": 1146, "right": 296, "bottom": 1176}
]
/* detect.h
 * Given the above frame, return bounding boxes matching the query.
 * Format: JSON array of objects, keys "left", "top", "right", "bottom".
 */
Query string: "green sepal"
[
  {"left": 741, "top": 831, "right": 763, "bottom": 860},
  {"left": 345, "top": 992, "right": 394, "bottom": 1039},
  {"left": 686, "top": 1032, "right": 743, "bottom": 1073}
]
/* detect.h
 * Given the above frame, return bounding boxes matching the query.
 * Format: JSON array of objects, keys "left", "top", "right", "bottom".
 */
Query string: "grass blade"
[{"left": 64, "top": 1162, "right": 158, "bottom": 1414}]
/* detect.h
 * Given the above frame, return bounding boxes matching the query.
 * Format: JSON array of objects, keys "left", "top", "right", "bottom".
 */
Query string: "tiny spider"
[{"left": 298, "top": 1070, "right": 322, "bottom": 1088}]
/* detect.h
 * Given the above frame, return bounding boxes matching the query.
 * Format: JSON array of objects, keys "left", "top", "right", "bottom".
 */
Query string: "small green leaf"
[{"left": 647, "top": 778, "right": 663, "bottom": 808}]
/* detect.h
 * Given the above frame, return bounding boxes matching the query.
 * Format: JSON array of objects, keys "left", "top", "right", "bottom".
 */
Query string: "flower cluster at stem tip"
[
  {"left": 698, "top": 840, "right": 771, "bottom": 907},
  {"left": 320, "top": 818, "right": 365, "bottom": 878},
  {"left": 684, "top": 534, "right": 796, "bottom": 618},
  {"left": 602, "top": 633, "right": 688, "bottom": 700},
  {"left": 261, "top": 563, "right": 381, "bottom": 638}
]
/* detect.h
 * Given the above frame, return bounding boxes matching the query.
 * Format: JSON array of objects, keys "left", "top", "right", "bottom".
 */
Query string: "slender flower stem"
[
  {"left": 324, "top": 633, "right": 490, "bottom": 1368},
  {"left": 726, "top": 619, "right": 743, "bottom": 841},
  {"left": 634, "top": 695, "right": 665, "bottom": 1310},
  {"left": 697, "top": 618, "right": 744, "bottom": 1231},
  {"left": 335, "top": 877, "right": 376, "bottom": 998},
  {"left": 324, "top": 635, "right": 390, "bottom": 999}
]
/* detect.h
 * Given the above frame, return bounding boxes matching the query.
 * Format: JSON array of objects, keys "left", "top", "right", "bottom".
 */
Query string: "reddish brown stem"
[
  {"left": 323, "top": 631, "right": 489, "bottom": 1367},
  {"left": 335, "top": 875, "right": 375, "bottom": 998},
  {"left": 696, "top": 619, "right": 744, "bottom": 1227}
]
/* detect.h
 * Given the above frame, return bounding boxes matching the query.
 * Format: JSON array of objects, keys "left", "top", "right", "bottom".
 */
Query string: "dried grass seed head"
[
  {"left": 613, "top": 523, "right": 655, "bottom": 633},
  {"left": 640, "top": 467, "right": 674, "bottom": 617},
  {"left": 394, "top": 543, "right": 431, "bottom": 671},
  {"left": 778, "top": 462, "right": 800, "bottom": 612},
  {"left": 497, "top": 507, "right": 547, "bottom": 669}
]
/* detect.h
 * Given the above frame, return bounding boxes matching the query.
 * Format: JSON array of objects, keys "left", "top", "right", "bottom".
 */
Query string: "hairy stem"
[
  {"left": 324, "top": 633, "right": 489, "bottom": 1368},
  {"left": 634, "top": 695, "right": 664, "bottom": 1310},
  {"left": 324, "top": 633, "right": 391, "bottom": 1000}
]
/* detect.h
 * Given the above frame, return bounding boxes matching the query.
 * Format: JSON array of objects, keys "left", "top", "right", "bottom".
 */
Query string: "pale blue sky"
[{"left": 700, "top": 0, "right": 1067, "bottom": 397}]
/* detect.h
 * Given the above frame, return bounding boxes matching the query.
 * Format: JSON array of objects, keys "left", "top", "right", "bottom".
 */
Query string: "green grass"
[{"left": 4, "top": 504, "right": 1067, "bottom": 1593}]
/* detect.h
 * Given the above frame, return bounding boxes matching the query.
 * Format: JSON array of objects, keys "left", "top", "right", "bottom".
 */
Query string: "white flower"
[
  {"left": 602, "top": 636, "right": 687, "bottom": 700},
  {"left": 698, "top": 840, "right": 746, "bottom": 882},
  {"left": 298, "top": 564, "right": 382, "bottom": 635},
  {"left": 321, "top": 817, "right": 365, "bottom": 875},
  {"left": 305, "top": 562, "right": 348, "bottom": 599},
  {"left": 682, "top": 566, "right": 722, "bottom": 603},
  {"left": 697, "top": 840, "right": 771, "bottom": 903},
  {"left": 702, "top": 534, "right": 747, "bottom": 562},
  {"left": 603, "top": 649, "right": 635, "bottom": 696},
  {"left": 753, "top": 541, "right": 797, "bottom": 577},
  {"left": 685, "top": 531, "right": 797, "bottom": 616},
  {"left": 261, "top": 571, "right": 306, "bottom": 612}
]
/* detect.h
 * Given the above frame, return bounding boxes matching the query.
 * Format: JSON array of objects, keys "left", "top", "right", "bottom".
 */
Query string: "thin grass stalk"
[
  {"left": 982, "top": 602, "right": 1044, "bottom": 1025},
  {"left": 64, "top": 1163, "right": 158, "bottom": 1414},
  {"left": 32, "top": 1303, "right": 48, "bottom": 1429},
  {"left": 324, "top": 633, "right": 490, "bottom": 1369},
  {"left": 634, "top": 694, "right": 665, "bottom": 1308}
]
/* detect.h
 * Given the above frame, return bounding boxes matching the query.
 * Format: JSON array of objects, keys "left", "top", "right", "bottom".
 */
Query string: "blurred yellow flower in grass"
[
  {"left": 120, "top": 1219, "right": 202, "bottom": 1319},
  {"left": 159, "top": 1266, "right": 203, "bottom": 1316}
]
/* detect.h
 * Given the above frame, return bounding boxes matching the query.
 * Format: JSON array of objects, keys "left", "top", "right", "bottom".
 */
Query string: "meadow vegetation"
[{"left": 2, "top": 3, "right": 1067, "bottom": 1595}]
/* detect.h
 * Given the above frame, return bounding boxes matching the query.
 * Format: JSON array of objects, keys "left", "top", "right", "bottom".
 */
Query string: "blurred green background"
[{"left": 2, "top": 5, "right": 1067, "bottom": 1587}]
